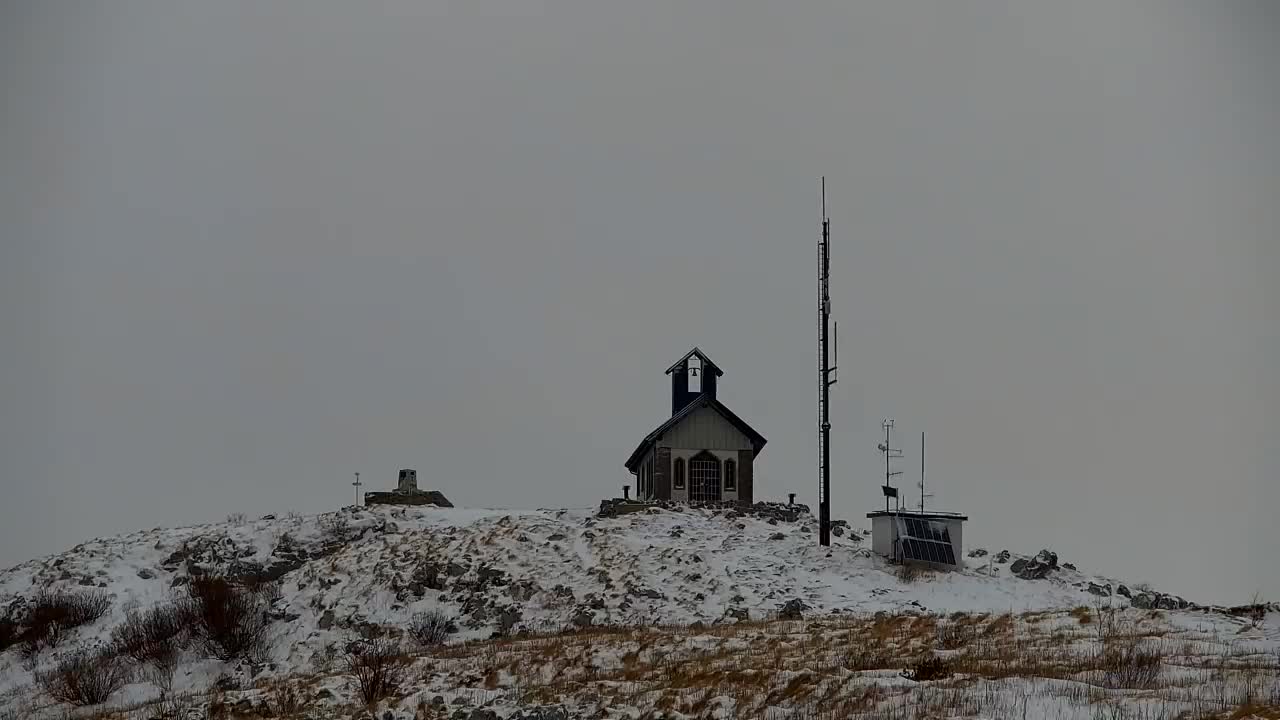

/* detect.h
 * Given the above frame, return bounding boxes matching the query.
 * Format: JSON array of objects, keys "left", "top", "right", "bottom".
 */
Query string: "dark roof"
[
  {"left": 866, "top": 510, "right": 968, "bottom": 521},
  {"left": 664, "top": 347, "right": 724, "bottom": 377},
  {"left": 625, "top": 395, "right": 766, "bottom": 471}
]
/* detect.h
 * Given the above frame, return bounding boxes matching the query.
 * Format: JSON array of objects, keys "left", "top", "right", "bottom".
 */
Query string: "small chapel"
[{"left": 625, "top": 348, "right": 767, "bottom": 504}]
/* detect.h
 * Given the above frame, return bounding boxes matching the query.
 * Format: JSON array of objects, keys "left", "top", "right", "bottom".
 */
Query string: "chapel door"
[{"left": 688, "top": 451, "right": 721, "bottom": 503}]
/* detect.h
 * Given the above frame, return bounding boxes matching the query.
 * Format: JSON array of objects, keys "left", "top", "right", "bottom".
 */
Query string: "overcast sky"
[{"left": 2, "top": 2, "right": 1276, "bottom": 605}]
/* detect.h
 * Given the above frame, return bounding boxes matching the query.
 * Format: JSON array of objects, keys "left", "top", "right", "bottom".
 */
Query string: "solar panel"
[{"left": 897, "top": 517, "right": 957, "bottom": 565}]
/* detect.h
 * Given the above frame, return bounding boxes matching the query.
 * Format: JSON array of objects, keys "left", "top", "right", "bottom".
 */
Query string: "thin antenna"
[
  {"left": 817, "top": 178, "right": 835, "bottom": 547},
  {"left": 917, "top": 431, "right": 935, "bottom": 512},
  {"left": 878, "top": 419, "right": 903, "bottom": 513},
  {"left": 352, "top": 472, "right": 362, "bottom": 506}
]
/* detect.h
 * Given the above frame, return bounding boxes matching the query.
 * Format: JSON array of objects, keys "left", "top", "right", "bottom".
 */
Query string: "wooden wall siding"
[{"left": 664, "top": 406, "right": 752, "bottom": 450}]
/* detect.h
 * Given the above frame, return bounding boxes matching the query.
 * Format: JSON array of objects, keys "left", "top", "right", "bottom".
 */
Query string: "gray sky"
[{"left": 2, "top": 2, "right": 1276, "bottom": 606}]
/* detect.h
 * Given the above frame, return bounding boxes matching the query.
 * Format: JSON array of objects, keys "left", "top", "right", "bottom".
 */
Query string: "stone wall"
[{"left": 364, "top": 490, "right": 453, "bottom": 508}]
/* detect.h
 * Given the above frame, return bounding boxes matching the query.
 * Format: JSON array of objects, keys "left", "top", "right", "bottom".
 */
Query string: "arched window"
[
  {"left": 673, "top": 458, "right": 685, "bottom": 489},
  {"left": 724, "top": 459, "right": 737, "bottom": 492}
]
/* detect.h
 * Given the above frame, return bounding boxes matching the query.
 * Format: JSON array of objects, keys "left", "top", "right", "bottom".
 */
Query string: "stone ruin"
[{"left": 364, "top": 468, "right": 453, "bottom": 508}]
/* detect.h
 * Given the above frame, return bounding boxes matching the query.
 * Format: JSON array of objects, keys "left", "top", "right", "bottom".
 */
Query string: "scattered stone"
[
  {"left": 1087, "top": 582, "right": 1111, "bottom": 597},
  {"left": 1063, "top": 562, "right": 1077, "bottom": 571},
  {"left": 994, "top": 550, "right": 1011, "bottom": 564},
  {"left": 1116, "top": 585, "right": 1131, "bottom": 598},
  {"left": 967, "top": 548, "right": 988, "bottom": 558},
  {"left": 318, "top": 610, "right": 336, "bottom": 630},
  {"left": 769, "top": 533, "right": 787, "bottom": 541},
  {"left": 547, "top": 533, "right": 567, "bottom": 542},
  {"left": 723, "top": 607, "right": 750, "bottom": 622},
  {"left": 778, "top": 598, "right": 809, "bottom": 620},
  {"left": 832, "top": 526, "right": 845, "bottom": 537}
]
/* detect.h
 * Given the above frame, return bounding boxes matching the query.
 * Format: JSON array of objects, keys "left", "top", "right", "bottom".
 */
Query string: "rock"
[
  {"left": 723, "top": 607, "right": 750, "bottom": 622},
  {"left": 318, "top": 610, "right": 336, "bottom": 630},
  {"left": 778, "top": 598, "right": 809, "bottom": 620},
  {"left": 769, "top": 533, "right": 787, "bottom": 541},
  {"left": 571, "top": 608, "right": 594, "bottom": 628},
  {"left": 1116, "top": 585, "right": 1131, "bottom": 598},
  {"left": 1131, "top": 593, "right": 1156, "bottom": 610},
  {"left": 1063, "top": 562, "right": 1077, "bottom": 571},
  {"left": 432, "top": 696, "right": 446, "bottom": 706},
  {"left": 1013, "top": 550, "right": 1058, "bottom": 580},
  {"left": 512, "top": 707, "right": 569, "bottom": 720},
  {"left": 262, "top": 514, "right": 277, "bottom": 520},
  {"left": 1087, "top": 582, "right": 1111, "bottom": 597},
  {"left": 136, "top": 568, "right": 156, "bottom": 580},
  {"left": 967, "top": 548, "right": 988, "bottom": 558},
  {"left": 832, "top": 526, "right": 845, "bottom": 537},
  {"left": 497, "top": 607, "right": 522, "bottom": 635},
  {"left": 800, "top": 526, "right": 812, "bottom": 533},
  {"left": 629, "top": 586, "right": 664, "bottom": 600},
  {"left": 547, "top": 533, "right": 566, "bottom": 542},
  {"left": 994, "top": 550, "right": 1011, "bottom": 564}
]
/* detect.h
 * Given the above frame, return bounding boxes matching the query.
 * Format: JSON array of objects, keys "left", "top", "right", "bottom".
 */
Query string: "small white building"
[{"left": 867, "top": 510, "right": 967, "bottom": 568}]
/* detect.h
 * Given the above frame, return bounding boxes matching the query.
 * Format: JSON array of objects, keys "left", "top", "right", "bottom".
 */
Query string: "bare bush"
[
  {"left": 902, "top": 655, "right": 953, "bottom": 682},
  {"left": 1097, "top": 642, "right": 1162, "bottom": 689},
  {"left": 267, "top": 684, "right": 303, "bottom": 715},
  {"left": 409, "top": 609, "right": 456, "bottom": 648},
  {"left": 225, "top": 512, "right": 247, "bottom": 525},
  {"left": 896, "top": 562, "right": 923, "bottom": 584},
  {"left": 0, "top": 613, "right": 19, "bottom": 653},
  {"left": 186, "top": 576, "right": 275, "bottom": 662},
  {"left": 19, "top": 590, "right": 112, "bottom": 660},
  {"left": 319, "top": 513, "right": 353, "bottom": 543},
  {"left": 937, "top": 622, "right": 976, "bottom": 650},
  {"left": 344, "top": 637, "right": 408, "bottom": 705},
  {"left": 112, "top": 604, "right": 189, "bottom": 665},
  {"left": 37, "top": 645, "right": 132, "bottom": 706}
]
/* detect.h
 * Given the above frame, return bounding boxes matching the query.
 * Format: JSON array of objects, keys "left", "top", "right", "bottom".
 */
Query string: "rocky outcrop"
[{"left": 1010, "top": 549, "right": 1058, "bottom": 580}]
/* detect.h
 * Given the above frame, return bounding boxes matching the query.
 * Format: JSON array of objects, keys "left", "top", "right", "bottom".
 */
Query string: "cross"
[{"left": 352, "top": 472, "right": 362, "bottom": 506}]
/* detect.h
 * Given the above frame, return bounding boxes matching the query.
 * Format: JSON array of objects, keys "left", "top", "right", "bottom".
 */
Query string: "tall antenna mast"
[
  {"left": 918, "top": 431, "right": 934, "bottom": 512},
  {"left": 352, "top": 472, "right": 362, "bottom": 507},
  {"left": 817, "top": 178, "right": 837, "bottom": 546}
]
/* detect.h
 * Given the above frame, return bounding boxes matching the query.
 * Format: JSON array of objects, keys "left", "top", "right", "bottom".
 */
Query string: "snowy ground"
[{"left": 0, "top": 504, "right": 1275, "bottom": 719}]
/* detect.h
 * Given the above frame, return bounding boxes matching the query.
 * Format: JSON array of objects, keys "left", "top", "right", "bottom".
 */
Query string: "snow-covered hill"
[{"left": 1, "top": 503, "right": 1274, "bottom": 719}]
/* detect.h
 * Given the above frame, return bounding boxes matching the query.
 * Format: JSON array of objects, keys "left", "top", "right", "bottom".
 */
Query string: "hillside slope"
[{"left": 1, "top": 503, "right": 1274, "bottom": 719}]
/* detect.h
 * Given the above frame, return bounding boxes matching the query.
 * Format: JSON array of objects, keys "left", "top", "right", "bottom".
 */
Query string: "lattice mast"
[{"left": 817, "top": 179, "right": 838, "bottom": 546}]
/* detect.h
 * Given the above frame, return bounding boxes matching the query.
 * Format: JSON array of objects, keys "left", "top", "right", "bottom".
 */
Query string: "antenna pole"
[
  {"left": 921, "top": 432, "right": 925, "bottom": 513},
  {"left": 817, "top": 178, "right": 834, "bottom": 547},
  {"left": 352, "top": 472, "right": 362, "bottom": 506}
]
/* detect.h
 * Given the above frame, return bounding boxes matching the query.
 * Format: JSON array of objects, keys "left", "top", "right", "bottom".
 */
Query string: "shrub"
[
  {"left": 111, "top": 603, "right": 190, "bottom": 679},
  {"left": 896, "top": 562, "right": 924, "bottom": 584},
  {"left": 226, "top": 512, "right": 247, "bottom": 524},
  {"left": 344, "top": 637, "right": 408, "bottom": 705},
  {"left": 186, "top": 576, "right": 275, "bottom": 662},
  {"left": 319, "top": 513, "right": 353, "bottom": 543},
  {"left": 37, "top": 644, "right": 132, "bottom": 706},
  {"left": 0, "top": 614, "right": 20, "bottom": 653},
  {"left": 408, "top": 609, "right": 456, "bottom": 647},
  {"left": 1097, "top": 642, "right": 1161, "bottom": 689},
  {"left": 902, "top": 655, "right": 952, "bottom": 682},
  {"left": 19, "top": 590, "right": 112, "bottom": 660}
]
